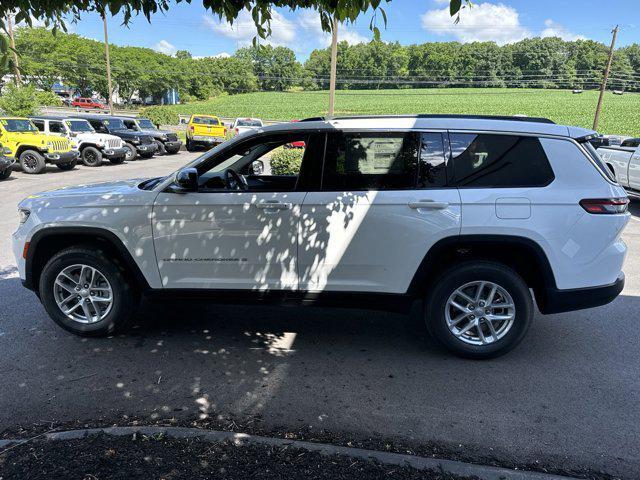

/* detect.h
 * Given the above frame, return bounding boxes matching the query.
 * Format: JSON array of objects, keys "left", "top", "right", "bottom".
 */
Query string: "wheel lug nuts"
[
  {"left": 485, "top": 309, "right": 490, "bottom": 314},
  {"left": 479, "top": 301, "right": 485, "bottom": 307},
  {"left": 84, "top": 284, "right": 89, "bottom": 288},
  {"left": 469, "top": 315, "right": 475, "bottom": 320}
]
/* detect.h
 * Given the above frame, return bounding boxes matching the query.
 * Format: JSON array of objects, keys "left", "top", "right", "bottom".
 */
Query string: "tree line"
[{"left": 3, "top": 27, "right": 640, "bottom": 104}]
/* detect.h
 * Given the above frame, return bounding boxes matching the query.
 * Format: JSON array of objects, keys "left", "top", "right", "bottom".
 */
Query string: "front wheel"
[
  {"left": 56, "top": 161, "right": 76, "bottom": 171},
  {"left": 81, "top": 146, "right": 102, "bottom": 167},
  {"left": 154, "top": 140, "right": 166, "bottom": 155},
  {"left": 139, "top": 151, "right": 155, "bottom": 159},
  {"left": 19, "top": 150, "right": 46, "bottom": 174},
  {"left": 424, "top": 261, "right": 533, "bottom": 359},
  {"left": 109, "top": 155, "right": 125, "bottom": 165},
  {"left": 0, "top": 168, "right": 11, "bottom": 180},
  {"left": 39, "top": 247, "right": 138, "bottom": 337},
  {"left": 123, "top": 142, "right": 137, "bottom": 162}
]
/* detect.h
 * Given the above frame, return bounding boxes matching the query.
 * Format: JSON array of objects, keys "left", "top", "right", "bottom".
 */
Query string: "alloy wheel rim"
[
  {"left": 445, "top": 281, "right": 515, "bottom": 346},
  {"left": 125, "top": 147, "right": 134, "bottom": 160},
  {"left": 53, "top": 264, "right": 113, "bottom": 324},
  {"left": 23, "top": 154, "right": 37, "bottom": 170},
  {"left": 85, "top": 151, "right": 98, "bottom": 164}
]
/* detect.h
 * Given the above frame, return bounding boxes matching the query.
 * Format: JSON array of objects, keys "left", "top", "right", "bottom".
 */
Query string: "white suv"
[
  {"left": 12, "top": 115, "right": 629, "bottom": 358},
  {"left": 31, "top": 116, "right": 127, "bottom": 167}
]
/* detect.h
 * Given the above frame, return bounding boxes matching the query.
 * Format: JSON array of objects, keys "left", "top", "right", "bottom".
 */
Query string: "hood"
[
  {"left": 22, "top": 178, "right": 146, "bottom": 204},
  {"left": 109, "top": 129, "right": 148, "bottom": 140},
  {"left": 75, "top": 132, "right": 121, "bottom": 144},
  {"left": 136, "top": 128, "right": 166, "bottom": 138}
]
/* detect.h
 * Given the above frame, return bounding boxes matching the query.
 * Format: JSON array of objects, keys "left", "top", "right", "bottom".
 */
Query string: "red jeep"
[{"left": 72, "top": 98, "right": 106, "bottom": 110}]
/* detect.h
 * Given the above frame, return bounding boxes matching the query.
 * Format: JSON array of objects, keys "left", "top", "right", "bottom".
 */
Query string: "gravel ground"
[{"left": 0, "top": 433, "right": 474, "bottom": 480}]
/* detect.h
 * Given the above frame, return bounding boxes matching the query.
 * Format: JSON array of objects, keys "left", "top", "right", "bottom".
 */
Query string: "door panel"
[
  {"left": 297, "top": 131, "right": 461, "bottom": 294},
  {"left": 628, "top": 148, "right": 640, "bottom": 189},
  {"left": 153, "top": 191, "right": 304, "bottom": 290}
]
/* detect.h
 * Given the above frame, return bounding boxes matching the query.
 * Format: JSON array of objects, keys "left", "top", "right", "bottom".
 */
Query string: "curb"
[{"left": 0, "top": 426, "right": 575, "bottom": 480}]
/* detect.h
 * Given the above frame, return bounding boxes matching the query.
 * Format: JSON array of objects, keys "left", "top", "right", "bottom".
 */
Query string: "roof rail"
[{"left": 300, "top": 114, "right": 555, "bottom": 124}]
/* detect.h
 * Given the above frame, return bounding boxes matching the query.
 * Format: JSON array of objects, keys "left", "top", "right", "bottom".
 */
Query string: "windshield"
[
  {"left": 192, "top": 116, "right": 219, "bottom": 125},
  {"left": 1, "top": 118, "right": 38, "bottom": 132},
  {"left": 104, "top": 118, "right": 126, "bottom": 130},
  {"left": 137, "top": 119, "right": 156, "bottom": 129},
  {"left": 236, "top": 119, "right": 262, "bottom": 127},
  {"left": 65, "top": 120, "right": 94, "bottom": 133}
]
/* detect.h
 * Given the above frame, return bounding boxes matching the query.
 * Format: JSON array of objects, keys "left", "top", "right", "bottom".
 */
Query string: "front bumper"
[
  {"left": 44, "top": 150, "right": 80, "bottom": 164},
  {"left": 135, "top": 143, "right": 158, "bottom": 154},
  {"left": 538, "top": 273, "right": 625, "bottom": 314},
  {"left": 102, "top": 147, "right": 127, "bottom": 159},
  {"left": 163, "top": 140, "right": 182, "bottom": 151}
]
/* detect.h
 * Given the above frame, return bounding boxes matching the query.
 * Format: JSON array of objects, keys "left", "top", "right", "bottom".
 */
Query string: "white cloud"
[
  {"left": 297, "top": 10, "right": 368, "bottom": 49},
  {"left": 154, "top": 39, "right": 177, "bottom": 55},
  {"left": 421, "top": 2, "right": 531, "bottom": 45},
  {"left": 203, "top": 9, "right": 296, "bottom": 47},
  {"left": 541, "top": 19, "right": 585, "bottom": 41}
]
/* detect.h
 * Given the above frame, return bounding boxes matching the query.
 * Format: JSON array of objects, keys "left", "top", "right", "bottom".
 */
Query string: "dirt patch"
[{"left": 0, "top": 433, "right": 473, "bottom": 480}]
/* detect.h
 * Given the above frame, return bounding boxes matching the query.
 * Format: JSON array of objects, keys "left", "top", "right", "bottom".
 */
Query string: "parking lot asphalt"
[{"left": 1, "top": 153, "right": 640, "bottom": 478}]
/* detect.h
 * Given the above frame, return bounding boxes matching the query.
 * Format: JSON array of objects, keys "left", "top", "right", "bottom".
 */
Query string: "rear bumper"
[
  {"left": 539, "top": 273, "right": 625, "bottom": 314},
  {"left": 44, "top": 151, "right": 80, "bottom": 164}
]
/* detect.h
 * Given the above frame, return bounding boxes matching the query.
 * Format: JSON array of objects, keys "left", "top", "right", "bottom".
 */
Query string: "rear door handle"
[
  {"left": 408, "top": 200, "right": 449, "bottom": 210},
  {"left": 255, "top": 200, "right": 292, "bottom": 210}
]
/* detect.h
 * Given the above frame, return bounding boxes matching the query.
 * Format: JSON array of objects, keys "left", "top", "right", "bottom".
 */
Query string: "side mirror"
[
  {"left": 250, "top": 160, "right": 264, "bottom": 175},
  {"left": 174, "top": 167, "right": 198, "bottom": 192}
]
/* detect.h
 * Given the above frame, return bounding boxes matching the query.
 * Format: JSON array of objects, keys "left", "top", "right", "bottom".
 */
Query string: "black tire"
[
  {"left": 56, "top": 161, "right": 76, "bottom": 171},
  {"left": 81, "top": 146, "right": 102, "bottom": 167},
  {"left": 0, "top": 168, "right": 11, "bottom": 180},
  {"left": 185, "top": 139, "right": 196, "bottom": 152},
  {"left": 109, "top": 155, "right": 125, "bottom": 165},
  {"left": 19, "top": 150, "right": 46, "bottom": 174},
  {"left": 154, "top": 140, "right": 167, "bottom": 155},
  {"left": 166, "top": 145, "right": 181, "bottom": 155},
  {"left": 139, "top": 151, "right": 155, "bottom": 159},
  {"left": 424, "top": 261, "right": 533, "bottom": 359},
  {"left": 123, "top": 142, "right": 137, "bottom": 161},
  {"left": 39, "top": 247, "right": 138, "bottom": 337}
]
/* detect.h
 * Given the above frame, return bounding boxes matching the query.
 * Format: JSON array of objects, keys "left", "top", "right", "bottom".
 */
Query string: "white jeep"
[
  {"left": 12, "top": 115, "right": 629, "bottom": 358},
  {"left": 31, "top": 116, "right": 127, "bottom": 167}
]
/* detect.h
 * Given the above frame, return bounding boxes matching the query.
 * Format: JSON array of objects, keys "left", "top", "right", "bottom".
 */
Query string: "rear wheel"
[
  {"left": 39, "top": 247, "right": 138, "bottom": 337},
  {"left": 19, "top": 150, "right": 46, "bottom": 174},
  {"left": 185, "top": 139, "right": 196, "bottom": 152},
  {"left": 123, "top": 142, "right": 137, "bottom": 161},
  {"left": 424, "top": 261, "right": 533, "bottom": 359},
  {"left": 56, "top": 161, "right": 76, "bottom": 171},
  {"left": 81, "top": 146, "right": 102, "bottom": 167}
]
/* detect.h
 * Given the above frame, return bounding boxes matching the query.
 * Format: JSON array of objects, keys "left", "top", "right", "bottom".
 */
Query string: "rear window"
[
  {"left": 581, "top": 140, "right": 617, "bottom": 183},
  {"left": 449, "top": 133, "right": 554, "bottom": 188},
  {"left": 237, "top": 119, "right": 262, "bottom": 127},
  {"left": 192, "top": 117, "right": 219, "bottom": 125},
  {"left": 621, "top": 138, "right": 640, "bottom": 148}
]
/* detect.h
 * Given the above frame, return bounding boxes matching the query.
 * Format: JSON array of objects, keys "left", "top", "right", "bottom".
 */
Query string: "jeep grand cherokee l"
[{"left": 12, "top": 115, "right": 629, "bottom": 358}]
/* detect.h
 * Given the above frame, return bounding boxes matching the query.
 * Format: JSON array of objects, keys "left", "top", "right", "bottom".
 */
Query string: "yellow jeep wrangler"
[{"left": 0, "top": 117, "right": 78, "bottom": 174}]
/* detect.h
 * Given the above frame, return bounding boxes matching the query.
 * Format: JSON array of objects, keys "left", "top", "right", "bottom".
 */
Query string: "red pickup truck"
[{"left": 72, "top": 98, "right": 107, "bottom": 110}]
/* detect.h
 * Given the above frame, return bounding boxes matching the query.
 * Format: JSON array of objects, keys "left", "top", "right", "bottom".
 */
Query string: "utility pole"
[
  {"left": 593, "top": 25, "right": 619, "bottom": 131},
  {"left": 328, "top": 15, "right": 339, "bottom": 117},
  {"left": 6, "top": 13, "right": 22, "bottom": 85},
  {"left": 102, "top": 12, "right": 114, "bottom": 115}
]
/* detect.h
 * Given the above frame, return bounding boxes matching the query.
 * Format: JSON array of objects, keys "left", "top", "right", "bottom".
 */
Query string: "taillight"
[
  {"left": 189, "top": 126, "right": 194, "bottom": 132},
  {"left": 579, "top": 197, "right": 629, "bottom": 214},
  {"left": 235, "top": 128, "right": 239, "bottom": 134},
  {"left": 224, "top": 128, "right": 227, "bottom": 135}
]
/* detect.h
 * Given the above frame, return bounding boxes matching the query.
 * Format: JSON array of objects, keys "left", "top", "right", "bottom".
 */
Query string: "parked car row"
[{"left": 0, "top": 114, "right": 182, "bottom": 176}]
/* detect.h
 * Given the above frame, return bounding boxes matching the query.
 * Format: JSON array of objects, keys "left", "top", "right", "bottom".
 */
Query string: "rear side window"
[
  {"left": 49, "top": 121, "right": 65, "bottom": 134},
  {"left": 621, "top": 138, "right": 640, "bottom": 148},
  {"left": 449, "top": 133, "right": 554, "bottom": 188},
  {"left": 322, "top": 132, "right": 419, "bottom": 191},
  {"left": 31, "top": 120, "right": 45, "bottom": 132},
  {"left": 418, "top": 132, "right": 448, "bottom": 188},
  {"left": 581, "top": 140, "right": 617, "bottom": 183}
]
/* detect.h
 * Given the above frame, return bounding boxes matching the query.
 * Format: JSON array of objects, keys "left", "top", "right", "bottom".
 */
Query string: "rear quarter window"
[{"left": 449, "top": 133, "right": 555, "bottom": 188}]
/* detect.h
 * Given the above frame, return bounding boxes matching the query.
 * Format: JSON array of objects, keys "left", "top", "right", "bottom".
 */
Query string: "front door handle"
[
  {"left": 255, "top": 200, "right": 292, "bottom": 211},
  {"left": 408, "top": 200, "right": 449, "bottom": 210}
]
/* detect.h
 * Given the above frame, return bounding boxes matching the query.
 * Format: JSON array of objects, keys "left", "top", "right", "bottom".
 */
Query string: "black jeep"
[
  {"left": 75, "top": 114, "right": 158, "bottom": 161},
  {"left": 119, "top": 117, "right": 182, "bottom": 155}
]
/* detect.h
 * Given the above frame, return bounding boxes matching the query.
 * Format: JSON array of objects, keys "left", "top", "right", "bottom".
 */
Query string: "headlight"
[
  {"left": 18, "top": 208, "right": 30, "bottom": 225},
  {"left": 46, "top": 141, "right": 54, "bottom": 150}
]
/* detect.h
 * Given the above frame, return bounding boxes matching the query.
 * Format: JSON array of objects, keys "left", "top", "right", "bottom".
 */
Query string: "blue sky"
[{"left": 67, "top": 0, "right": 639, "bottom": 60}]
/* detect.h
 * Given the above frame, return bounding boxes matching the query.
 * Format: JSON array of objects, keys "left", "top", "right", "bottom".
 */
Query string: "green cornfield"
[{"left": 169, "top": 88, "right": 640, "bottom": 136}]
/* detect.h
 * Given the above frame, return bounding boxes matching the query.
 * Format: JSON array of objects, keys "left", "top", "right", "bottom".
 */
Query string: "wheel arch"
[
  {"left": 407, "top": 235, "right": 557, "bottom": 310},
  {"left": 25, "top": 227, "right": 151, "bottom": 293}
]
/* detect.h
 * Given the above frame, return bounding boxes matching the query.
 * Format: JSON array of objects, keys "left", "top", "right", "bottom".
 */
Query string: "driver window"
[{"left": 198, "top": 134, "right": 310, "bottom": 192}]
